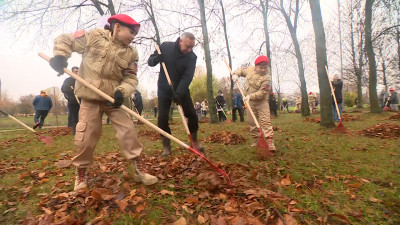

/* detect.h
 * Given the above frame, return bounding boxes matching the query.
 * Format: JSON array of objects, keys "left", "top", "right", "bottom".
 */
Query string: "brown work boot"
[
  {"left": 267, "top": 138, "right": 276, "bottom": 152},
  {"left": 161, "top": 137, "right": 171, "bottom": 156},
  {"left": 74, "top": 168, "right": 87, "bottom": 191},
  {"left": 132, "top": 159, "right": 158, "bottom": 185}
]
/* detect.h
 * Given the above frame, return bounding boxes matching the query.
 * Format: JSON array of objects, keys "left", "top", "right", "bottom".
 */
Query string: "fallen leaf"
[
  {"left": 280, "top": 174, "right": 291, "bottom": 186},
  {"left": 368, "top": 196, "right": 381, "bottom": 203},
  {"left": 276, "top": 214, "right": 297, "bottom": 225},
  {"left": 160, "top": 189, "right": 174, "bottom": 196},
  {"left": 3, "top": 208, "right": 17, "bottom": 215},
  {"left": 136, "top": 204, "right": 145, "bottom": 213},
  {"left": 197, "top": 215, "right": 207, "bottom": 224},
  {"left": 117, "top": 199, "right": 129, "bottom": 211},
  {"left": 91, "top": 189, "right": 103, "bottom": 201},
  {"left": 38, "top": 172, "right": 46, "bottom": 178},
  {"left": 173, "top": 217, "right": 187, "bottom": 225}
]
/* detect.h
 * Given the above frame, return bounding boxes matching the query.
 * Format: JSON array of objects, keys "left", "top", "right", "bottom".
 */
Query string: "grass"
[{"left": 0, "top": 107, "right": 399, "bottom": 224}]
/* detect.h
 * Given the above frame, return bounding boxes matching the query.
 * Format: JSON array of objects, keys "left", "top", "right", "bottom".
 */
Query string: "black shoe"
[{"left": 33, "top": 123, "right": 39, "bottom": 129}]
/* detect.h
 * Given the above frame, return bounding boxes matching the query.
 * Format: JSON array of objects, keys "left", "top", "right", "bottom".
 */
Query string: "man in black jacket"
[
  {"left": 61, "top": 66, "right": 80, "bottom": 134},
  {"left": 331, "top": 74, "right": 343, "bottom": 122},
  {"left": 148, "top": 32, "right": 202, "bottom": 156}
]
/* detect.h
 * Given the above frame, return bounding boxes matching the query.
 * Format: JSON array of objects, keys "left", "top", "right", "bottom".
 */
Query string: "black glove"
[
  {"left": 113, "top": 90, "right": 124, "bottom": 108},
  {"left": 157, "top": 53, "right": 164, "bottom": 63},
  {"left": 49, "top": 55, "right": 68, "bottom": 75},
  {"left": 172, "top": 93, "right": 183, "bottom": 105}
]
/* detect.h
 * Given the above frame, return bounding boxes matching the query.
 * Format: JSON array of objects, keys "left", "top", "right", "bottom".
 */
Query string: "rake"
[
  {"left": 0, "top": 109, "right": 53, "bottom": 145},
  {"left": 325, "top": 66, "right": 349, "bottom": 134},
  {"left": 224, "top": 60, "right": 272, "bottom": 158},
  {"left": 39, "top": 52, "right": 232, "bottom": 183}
]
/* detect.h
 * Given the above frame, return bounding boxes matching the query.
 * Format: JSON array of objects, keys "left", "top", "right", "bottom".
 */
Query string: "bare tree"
[
  {"left": 309, "top": 0, "right": 335, "bottom": 127},
  {"left": 365, "top": 0, "right": 381, "bottom": 113},
  {"left": 198, "top": 0, "right": 218, "bottom": 123},
  {"left": 274, "top": 0, "right": 310, "bottom": 116}
]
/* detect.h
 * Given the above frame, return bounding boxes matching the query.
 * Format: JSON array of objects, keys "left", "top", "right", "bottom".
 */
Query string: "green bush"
[{"left": 344, "top": 92, "right": 357, "bottom": 107}]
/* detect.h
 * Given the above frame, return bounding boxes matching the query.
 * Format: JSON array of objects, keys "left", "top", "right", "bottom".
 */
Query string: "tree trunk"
[
  {"left": 280, "top": 0, "right": 310, "bottom": 116},
  {"left": 198, "top": 0, "right": 218, "bottom": 123},
  {"left": 219, "top": 0, "right": 234, "bottom": 109},
  {"left": 350, "top": 4, "right": 363, "bottom": 108},
  {"left": 365, "top": 0, "right": 381, "bottom": 113},
  {"left": 309, "top": 0, "right": 335, "bottom": 127},
  {"left": 379, "top": 48, "right": 388, "bottom": 93}
]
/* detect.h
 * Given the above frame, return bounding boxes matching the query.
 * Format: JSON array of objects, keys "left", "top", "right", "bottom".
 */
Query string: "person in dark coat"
[
  {"left": 148, "top": 32, "right": 203, "bottom": 156},
  {"left": 32, "top": 90, "right": 53, "bottom": 129},
  {"left": 269, "top": 92, "right": 278, "bottom": 116},
  {"left": 389, "top": 88, "right": 398, "bottom": 111},
  {"left": 61, "top": 66, "right": 80, "bottom": 134},
  {"left": 133, "top": 91, "right": 143, "bottom": 115},
  {"left": 215, "top": 90, "right": 226, "bottom": 122},
  {"left": 331, "top": 74, "right": 343, "bottom": 122},
  {"left": 232, "top": 89, "right": 244, "bottom": 122}
]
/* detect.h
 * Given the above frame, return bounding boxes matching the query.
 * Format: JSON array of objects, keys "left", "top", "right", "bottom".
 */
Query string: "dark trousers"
[
  {"left": 34, "top": 110, "right": 49, "bottom": 126},
  {"left": 217, "top": 111, "right": 226, "bottom": 122},
  {"left": 67, "top": 103, "right": 80, "bottom": 133},
  {"left": 158, "top": 94, "right": 198, "bottom": 135},
  {"left": 232, "top": 107, "right": 244, "bottom": 122}
]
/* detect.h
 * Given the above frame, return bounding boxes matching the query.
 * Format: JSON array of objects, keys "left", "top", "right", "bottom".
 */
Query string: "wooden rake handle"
[
  {"left": 325, "top": 66, "right": 342, "bottom": 121},
  {"left": 224, "top": 60, "right": 264, "bottom": 132},
  {"left": 155, "top": 46, "right": 191, "bottom": 136},
  {"left": 38, "top": 52, "right": 190, "bottom": 148}
]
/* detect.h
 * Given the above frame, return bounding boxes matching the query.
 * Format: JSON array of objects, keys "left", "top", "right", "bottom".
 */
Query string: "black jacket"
[
  {"left": 148, "top": 38, "right": 197, "bottom": 98},
  {"left": 61, "top": 77, "right": 79, "bottom": 105},
  {"left": 215, "top": 95, "right": 225, "bottom": 109},
  {"left": 133, "top": 91, "right": 143, "bottom": 112},
  {"left": 269, "top": 94, "right": 278, "bottom": 111},
  {"left": 332, "top": 79, "right": 343, "bottom": 104}
]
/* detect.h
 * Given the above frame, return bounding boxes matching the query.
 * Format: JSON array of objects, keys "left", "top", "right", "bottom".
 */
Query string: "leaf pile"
[
  {"left": 42, "top": 127, "right": 73, "bottom": 137},
  {"left": 359, "top": 123, "right": 400, "bottom": 139},
  {"left": 204, "top": 131, "right": 246, "bottom": 145},
  {"left": 137, "top": 129, "right": 160, "bottom": 141},
  {"left": 388, "top": 113, "right": 400, "bottom": 120},
  {"left": 303, "top": 117, "right": 321, "bottom": 123},
  {"left": 342, "top": 114, "right": 360, "bottom": 121},
  {"left": 198, "top": 117, "right": 210, "bottom": 123},
  {"left": 0, "top": 137, "right": 31, "bottom": 149}
]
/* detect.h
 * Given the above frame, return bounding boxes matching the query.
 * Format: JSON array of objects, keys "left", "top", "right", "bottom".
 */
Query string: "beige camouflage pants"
[
  {"left": 247, "top": 99, "right": 274, "bottom": 140},
  {"left": 72, "top": 100, "right": 142, "bottom": 168}
]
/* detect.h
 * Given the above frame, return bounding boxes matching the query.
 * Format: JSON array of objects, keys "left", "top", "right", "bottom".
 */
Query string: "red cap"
[
  {"left": 108, "top": 14, "right": 140, "bottom": 34},
  {"left": 309, "top": 92, "right": 312, "bottom": 94},
  {"left": 254, "top": 55, "right": 269, "bottom": 65},
  {"left": 271, "top": 92, "right": 274, "bottom": 95},
  {"left": 390, "top": 88, "right": 395, "bottom": 92}
]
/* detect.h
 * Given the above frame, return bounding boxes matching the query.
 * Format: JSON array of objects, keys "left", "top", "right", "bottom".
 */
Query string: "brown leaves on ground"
[
  {"left": 7, "top": 150, "right": 302, "bottom": 224},
  {"left": 42, "top": 127, "right": 73, "bottom": 137},
  {"left": 341, "top": 114, "right": 360, "bottom": 121},
  {"left": 358, "top": 123, "right": 400, "bottom": 139},
  {"left": 198, "top": 117, "right": 210, "bottom": 123},
  {"left": 0, "top": 137, "right": 31, "bottom": 149},
  {"left": 303, "top": 117, "right": 321, "bottom": 123},
  {"left": 388, "top": 113, "right": 400, "bottom": 120},
  {"left": 204, "top": 131, "right": 246, "bottom": 145},
  {"left": 137, "top": 129, "right": 160, "bottom": 141}
]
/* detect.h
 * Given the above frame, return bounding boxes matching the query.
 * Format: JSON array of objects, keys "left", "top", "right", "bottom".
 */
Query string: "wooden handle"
[
  {"left": 38, "top": 52, "right": 190, "bottom": 148},
  {"left": 0, "top": 109, "right": 36, "bottom": 133},
  {"left": 224, "top": 60, "right": 262, "bottom": 130},
  {"left": 325, "top": 66, "right": 341, "bottom": 120},
  {"left": 154, "top": 47, "right": 191, "bottom": 135}
]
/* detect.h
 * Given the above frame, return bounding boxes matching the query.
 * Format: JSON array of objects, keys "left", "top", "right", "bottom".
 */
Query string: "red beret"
[
  {"left": 390, "top": 88, "right": 395, "bottom": 92},
  {"left": 254, "top": 55, "right": 269, "bottom": 65},
  {"left": 108, "top": 14, "right": 140, "bottom": 34},
  {"left": 309, "top": 92, "right": 312, "bottom": 94}
]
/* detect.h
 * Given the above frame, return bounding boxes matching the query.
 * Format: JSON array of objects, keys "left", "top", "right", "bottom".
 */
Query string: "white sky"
[{"left": 0, "top": 0, "right": 341, "bottom": 101}]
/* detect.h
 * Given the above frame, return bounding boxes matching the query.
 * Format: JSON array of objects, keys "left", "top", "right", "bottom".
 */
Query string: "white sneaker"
[
  {"left": 74, "top": 168, "right": 87, "bottom": 191},
  {"left": 132, "top": 160, "right": 158, "bottom": 185}
]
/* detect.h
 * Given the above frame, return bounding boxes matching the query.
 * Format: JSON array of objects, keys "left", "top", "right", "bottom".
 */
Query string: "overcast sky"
[{"left": 0, "top": 0, "right": 341, "bottom": 101}]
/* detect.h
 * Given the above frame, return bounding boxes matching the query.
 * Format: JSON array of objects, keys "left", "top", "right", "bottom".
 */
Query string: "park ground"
[{"left": 0, "top": 108, "right": 399, "bottom": 224}]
